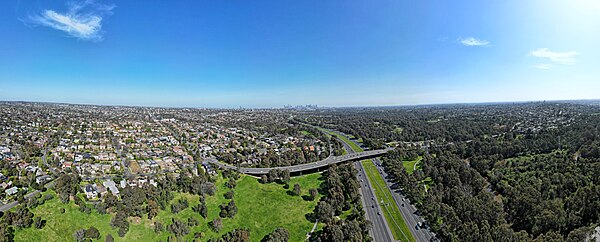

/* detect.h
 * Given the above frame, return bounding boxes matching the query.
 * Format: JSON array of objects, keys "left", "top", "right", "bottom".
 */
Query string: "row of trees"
[
  {"left": 261, "top": 169, "right": 291, "bottom": 184},
  {"left": 311, "top": 164, "right": 371, "bottom": 242}
]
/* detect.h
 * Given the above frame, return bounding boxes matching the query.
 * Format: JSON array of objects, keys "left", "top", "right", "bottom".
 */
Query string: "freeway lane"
[
  {"left": 327, "top": 127, "right": 435, "bottom": 241},
  {"left": 346, "top": 142, "right": 395, "bottom": 242},
  {"left": 343, "top": 135, "right": 436, "bottom": 242},
  {"left": 372, "top": 157, "right": 435, "bottom": 242},
  {"left": 205, "top": 148, "right": 393, "bottom": 176},
  {"left": 205, "top": 138, "right": 395, "bottom": 241}
]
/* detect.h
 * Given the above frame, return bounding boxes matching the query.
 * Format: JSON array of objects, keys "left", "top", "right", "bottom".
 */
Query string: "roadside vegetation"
[
  {"left": 316, "top": 126, "right": 414, "bottom": 241},
  {"left": 311, "top": 164, "right": 372, "bottom": 241},
  {"left": 362, "top": 159, "right": 415, "bottom": 241}
]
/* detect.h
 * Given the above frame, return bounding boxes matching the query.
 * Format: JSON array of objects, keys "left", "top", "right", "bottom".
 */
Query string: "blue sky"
[{"left": 1, "top": 0, "right": 599, "bottom": 107}]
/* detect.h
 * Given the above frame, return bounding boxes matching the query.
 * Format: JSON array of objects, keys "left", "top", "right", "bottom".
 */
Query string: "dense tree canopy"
[{"left": 300, "top": 102, "right": 600, "bottom": 241}]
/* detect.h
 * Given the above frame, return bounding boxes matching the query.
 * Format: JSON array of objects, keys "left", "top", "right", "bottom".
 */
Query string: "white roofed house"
[
  {"left": 83, "top": 184, "right": 98, "bottom": 200},
  {"left": 35, "top": 175, "right": 52, "bottom": 185},
  {"left": 5, "top": 187, "right": 18, "bottom": 196},
  {"left": 103, "top": 180, "right": 120, "bottom": 196}
]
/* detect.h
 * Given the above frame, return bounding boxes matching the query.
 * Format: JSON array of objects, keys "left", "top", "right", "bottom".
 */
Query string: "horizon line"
[{"left": 1, "top": 98, "right": 599, "bottom": 110}]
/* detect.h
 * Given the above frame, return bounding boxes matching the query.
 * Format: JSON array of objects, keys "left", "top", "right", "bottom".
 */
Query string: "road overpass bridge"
[{"left": 205, "top": 147, "right": 394, "bottom": 176}]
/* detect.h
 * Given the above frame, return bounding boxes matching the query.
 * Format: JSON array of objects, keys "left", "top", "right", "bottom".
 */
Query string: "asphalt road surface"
[
  {"left": 372, "top": 157, "right": 435, "bottom": 242},
  {"left": 205, "top": 148, "right": 393, "bottom": 175},
  {"left": 330, "top": 128, "right": 437, "bottom": 242},
  {"left": 0, "top": 180, "right": 55, "bottom": 212},
  {"left": 345, "top": 142, "right": 395, "bottom": 242},
  {"left": 342, "top": 133, "right": 437, "bottom": 242}
]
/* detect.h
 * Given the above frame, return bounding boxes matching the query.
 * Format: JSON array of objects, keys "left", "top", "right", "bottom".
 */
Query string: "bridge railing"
[{"left": 205, "top": 147, "right": 393, "bottom": 175}]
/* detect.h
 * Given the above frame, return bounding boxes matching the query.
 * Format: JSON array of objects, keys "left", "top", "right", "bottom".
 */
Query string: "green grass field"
[
  {"left": 15, "top": 173, "right": 323, "bottom": 242},
  {"left": 403, "top": 157, "right": 423, "bottom": 174},
  {"left": 316, "top": 127, "right": 415, "bottom": 242},
  {"left": 14, "top": 190, "right": 157, "bottom": 242},
  {"left": 299, "top": 130, "right": 312, "bottom": 136}
]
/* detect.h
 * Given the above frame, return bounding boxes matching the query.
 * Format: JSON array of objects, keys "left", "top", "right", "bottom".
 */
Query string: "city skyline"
[{"left": 2, "top": 0, "right": 600, "bottom": 108}]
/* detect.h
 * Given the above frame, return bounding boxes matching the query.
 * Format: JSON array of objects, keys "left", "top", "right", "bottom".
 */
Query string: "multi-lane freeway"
[
  {"left": 205, "top": 148, "right": 394, "bottom": 176},
  {"left": 205, "top": 126, "right": 437, "bottom": 241},
  {"left": 346, "top": 142, "right": 395, "bottom": 241},
  {"left": 372, "top": 157, "right": 435, "bottom": 242},
  {"left": 342, "top": 137, "right": 436, "bottom": 242}
]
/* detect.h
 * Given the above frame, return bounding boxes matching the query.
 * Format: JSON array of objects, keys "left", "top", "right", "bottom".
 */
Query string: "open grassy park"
[
  {"left": 14, "top": 173, "right": 323, "bottom": 242},
  {"left": 402, "top": 156, "right": 423, "bottom": 174}
]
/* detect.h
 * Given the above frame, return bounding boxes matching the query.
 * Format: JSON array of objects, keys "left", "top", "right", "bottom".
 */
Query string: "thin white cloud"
[
  {"left": 530, "top": 48, "right": 578, "bottom": 65},
  {"left": 459, "top": 37, "right": 490, "bottom": 47},
  {"left": 534, "top": 63, "right": 552, "bottom": 70},
  {"left": 27, "top": 0, "right": 114, "bottom": 41}
]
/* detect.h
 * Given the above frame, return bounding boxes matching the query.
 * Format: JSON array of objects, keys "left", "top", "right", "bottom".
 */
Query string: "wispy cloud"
[
  {"left": 459, "top": 37, "right": 490, "bottom": 47},
  {"left": 27, "top": 0, "right": 114, "bottom": 41},
  {"left": 530, "top": 48, "right": 578, "bottom": 65},
  {"left": 534, "top": 63, "right": 552, "bottom": 70}
]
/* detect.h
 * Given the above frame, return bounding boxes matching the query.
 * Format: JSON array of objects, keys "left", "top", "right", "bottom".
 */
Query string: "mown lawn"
[
  {"left": 15, "top": 173, "right": 323, "bottom": 242},
  {"left": 403, "top": 156, "right": 423, "bottom": 174}
]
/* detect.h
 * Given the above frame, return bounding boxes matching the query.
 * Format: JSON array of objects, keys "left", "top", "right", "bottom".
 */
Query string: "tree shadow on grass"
[
  {"left": 305, "top": 211, "right": 317, "bottom": 223},
  {"left": 316, "top": 175, "right": 328, "bottom": 195}
]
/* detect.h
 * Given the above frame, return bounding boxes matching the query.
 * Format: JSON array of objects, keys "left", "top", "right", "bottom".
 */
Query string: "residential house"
[
  {"left": 84, "top": 184, "right": 98, "bottom": 199},
  {"left": 103, "top": 180, "right": 120, "bottom": 195},
  {"left": 5, "top": 187, "right": 18, "bottom": 196},
  {"left": 35, "top": 175, "right": 52, "bottom": 184}
]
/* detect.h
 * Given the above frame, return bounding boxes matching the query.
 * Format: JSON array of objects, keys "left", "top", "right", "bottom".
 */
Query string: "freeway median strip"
[
  {"left": 316, "top": 127, "right": 415, "bottom": 242},
  {"left": 362, "top": 159, "right": 415, "bottom": 242}
]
